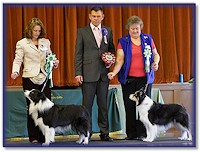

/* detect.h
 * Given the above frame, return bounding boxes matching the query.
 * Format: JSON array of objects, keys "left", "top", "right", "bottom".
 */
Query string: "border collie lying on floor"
[
  {"left": 24, "top": 89, "right": 90, "bottom": 145},
  {"left": 129, "top": 88, "right": 192, "bottom": 142}
]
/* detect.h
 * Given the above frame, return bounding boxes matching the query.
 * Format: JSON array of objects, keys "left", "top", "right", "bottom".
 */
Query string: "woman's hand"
[
  {"left": 107, "top": 72, "right": 116, "bottom": 80},
  {"left": 11, "top": 72, "right": 19, "bottom": 80},
  {"left": 151, "top": 62, "right": 159, "bottom": 71},
  {"left": 53, "top": 59, "right": 59, "bottom": 68}
]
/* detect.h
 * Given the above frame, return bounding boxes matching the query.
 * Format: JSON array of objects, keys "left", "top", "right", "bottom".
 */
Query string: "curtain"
[{"left": 4, "top": 4, "right": 195, "bottom": 86}]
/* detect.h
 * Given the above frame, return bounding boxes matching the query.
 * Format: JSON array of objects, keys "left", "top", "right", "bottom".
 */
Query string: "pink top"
[{"left": 118, "top": 41, "right": 156, "bottom": 77}]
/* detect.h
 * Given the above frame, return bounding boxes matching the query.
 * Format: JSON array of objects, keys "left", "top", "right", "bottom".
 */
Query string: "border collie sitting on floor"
[
  {"left": 24, "top": 89, "right": 90, "bottom": 146},
  {"left": 129, "top": 88, "right": 192, "bottom": 142}
]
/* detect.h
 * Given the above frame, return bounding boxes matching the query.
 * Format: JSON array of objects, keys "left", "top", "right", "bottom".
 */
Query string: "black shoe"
[
  {"left": 99, "top": 134, "right": 113, "bottom": 141},
  {"left": 125, "top": 137, "right": 134, "bottom": 140},
  {"left": 125, "top": 136, "right": 138, "bottom": 140}
]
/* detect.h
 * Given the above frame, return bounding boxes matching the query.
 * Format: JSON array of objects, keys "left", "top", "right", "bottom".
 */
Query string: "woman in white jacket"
[{"left": 11, "top": 17, "right": 59, "bottom": 143}]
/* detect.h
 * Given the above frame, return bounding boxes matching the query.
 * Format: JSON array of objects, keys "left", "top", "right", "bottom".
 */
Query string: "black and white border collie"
[
  {"left": 129, "top": 88, "right": 192, "bottom": 142},
  {"left": 24, "top": 89, "right": 90, "bottom": 146}
]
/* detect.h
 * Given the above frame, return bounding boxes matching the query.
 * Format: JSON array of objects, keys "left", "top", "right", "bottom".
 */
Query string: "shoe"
[
  {"left": 31, "top": 140, "right": 38, "bottom": 144},
  {"left": 125, "top": 136, "right": 138, "bottom": 140},
  {"left": 125, "top": 137, "right": 134, "bottom": 140},
  {"left": 99, "top": 134, "right": 113, "bottom": 141}
]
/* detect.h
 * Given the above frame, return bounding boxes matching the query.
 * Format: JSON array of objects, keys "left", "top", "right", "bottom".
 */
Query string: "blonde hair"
[
  {"left": 126, "top": 16, "right": 144, "bottom": 30},
  {"left": 24, "top": 17, "right": 46, "bottom": 39}
]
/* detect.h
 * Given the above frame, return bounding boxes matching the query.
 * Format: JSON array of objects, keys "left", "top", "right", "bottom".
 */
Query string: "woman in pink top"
[{"left": 108, "top": 16, "right": 160, "bottom": 140}]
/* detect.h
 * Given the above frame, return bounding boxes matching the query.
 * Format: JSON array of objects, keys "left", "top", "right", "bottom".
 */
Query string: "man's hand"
[{"left": 75, "top": 75, "right": 83, "bottom": 84}]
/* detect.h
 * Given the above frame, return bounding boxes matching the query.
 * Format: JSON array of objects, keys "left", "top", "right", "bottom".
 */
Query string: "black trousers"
[
  {"left": 121, "top": 76, "right": 152, "bottom": 138},
  {"left": 22, "top": 78, "right": 51, "bottom": 142},
  {"left": 81, "top": 78, "right": 109, "bottom": 135}
]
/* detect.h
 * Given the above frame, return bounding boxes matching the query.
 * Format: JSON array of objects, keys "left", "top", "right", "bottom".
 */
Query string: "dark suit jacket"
[{"left": 75, "top": 24, "right": 115, "bottom": 82}]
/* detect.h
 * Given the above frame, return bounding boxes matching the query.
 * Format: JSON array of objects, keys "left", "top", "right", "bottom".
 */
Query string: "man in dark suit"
[{"left": 74, "top": 6, "right": 115, "bottom": 141}]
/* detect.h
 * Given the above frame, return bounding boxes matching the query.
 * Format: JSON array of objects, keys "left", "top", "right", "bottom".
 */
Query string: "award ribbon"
[
  {"left": 101, "top": 52, "right": 116, "bottom": 68},
  {"left": 102, "top": 28, "right": 108, "bottom": 44},
  {"left": 143, "top": 44, "right": 152, "bottom": 73},
  {"left": 45, "top": 53, "right": 56, "bottom": 88}
]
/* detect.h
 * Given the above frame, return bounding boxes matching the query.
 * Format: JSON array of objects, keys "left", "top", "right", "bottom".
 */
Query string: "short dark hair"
[{"left": 90, "top": 6, "right": 103, "bottom": 12}]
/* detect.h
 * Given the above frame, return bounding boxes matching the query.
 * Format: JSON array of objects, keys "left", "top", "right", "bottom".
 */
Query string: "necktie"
[{"left": 93, "top": 27, "right": 102, "bottom": 48}]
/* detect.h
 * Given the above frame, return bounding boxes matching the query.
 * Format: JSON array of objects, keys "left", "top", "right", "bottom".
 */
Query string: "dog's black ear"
[
  {"left": 139, "top": 90, "right": 144, "bottom": 96},
  {"left": 139, "top": 87, "right": 145, "bottom": 92},
  {"left": 37, "top": 91, "right": 46, "bottom": 101},
  {"left": 139, "top": 86, "right": 145, "bottom": 93},
  {"left": 139, "top": 89, "right": 146, "bottom": 99},
  {"left": 140, "top": 86, "right": 145, "bottom": 91}
]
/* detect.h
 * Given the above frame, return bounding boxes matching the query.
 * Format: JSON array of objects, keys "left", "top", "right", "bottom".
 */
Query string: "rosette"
[
  {"left": 101, "top": 28, "right": 108, "bottom": 44},
  {"left": 101, "top": 51, "right": 116, "bottom": 68},
  {"left": 45, "top": 53, "right": 56, "bottom": 88},
  {"left": 143, "top": 45, "right": 152, "bottom": 73}
]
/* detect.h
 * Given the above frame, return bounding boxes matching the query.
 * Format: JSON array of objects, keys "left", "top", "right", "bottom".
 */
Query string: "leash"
[{"left": 144, "top": 68, "right": 154, "bottom": 93}]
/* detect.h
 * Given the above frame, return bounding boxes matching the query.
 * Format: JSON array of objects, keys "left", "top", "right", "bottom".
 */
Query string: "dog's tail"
[
  {"left": 73, "top": 116, "right": 90, "bottom": 137},
  {"left": 175, "top": 106, "right": 190, "bottom": 129},
  {"left": 72, "top": 106, "right": 91, "bottom": 137}
]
